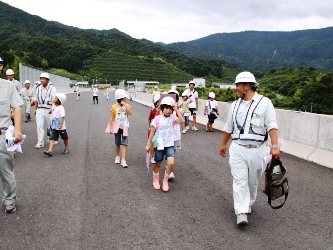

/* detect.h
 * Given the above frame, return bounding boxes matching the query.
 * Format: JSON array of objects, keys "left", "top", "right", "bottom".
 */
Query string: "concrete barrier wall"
[{"left": 133, "top": 91, "right": 333, "bottom": 169}]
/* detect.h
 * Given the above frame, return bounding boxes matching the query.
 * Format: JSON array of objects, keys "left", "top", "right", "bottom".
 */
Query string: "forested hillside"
[
  {"left": 0, "top": 1, "right": 236, "bottom": 83},
  {"left": 165, "top": 28, "right": 333, "bottom": 72}
]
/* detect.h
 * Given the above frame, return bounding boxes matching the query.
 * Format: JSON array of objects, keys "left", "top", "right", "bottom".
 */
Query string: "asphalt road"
[{"left": 1, "top": 90, "right": 332, "bottom": 250}]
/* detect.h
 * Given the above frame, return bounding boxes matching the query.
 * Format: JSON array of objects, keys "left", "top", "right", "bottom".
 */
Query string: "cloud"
[{"left": 2, "top": 0, "right": 333, "bottom": 43}]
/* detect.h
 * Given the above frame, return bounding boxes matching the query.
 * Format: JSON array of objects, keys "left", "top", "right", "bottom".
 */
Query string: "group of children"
[{"left": 108, "top": 87, "right": 219, "bottom": 193}]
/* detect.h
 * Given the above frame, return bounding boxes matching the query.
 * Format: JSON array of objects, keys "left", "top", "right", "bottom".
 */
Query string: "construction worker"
[
  {"left": 6, "top": 69, "right": 21, "bottom": 93},
  {"left": 219, "top": 71, "right": 280, "bottom": 225},
  {"left": 33, "top": 73, "right": 57, "bottom": 148},
  {"left": 0, "top": 57, "right": 23, "bottom": 213},
  {"left": 20, "top": 80, "right": 34, "bottom": 122}
]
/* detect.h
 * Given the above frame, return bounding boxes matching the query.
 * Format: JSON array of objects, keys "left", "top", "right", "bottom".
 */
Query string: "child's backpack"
[{"left": 263, "top": 158, "right": 289, "bottom": 209}]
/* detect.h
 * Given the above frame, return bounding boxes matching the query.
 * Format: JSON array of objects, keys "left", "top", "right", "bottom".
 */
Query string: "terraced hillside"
[{"left": 81, "top": 51, "right": 194, "bottom": 83}]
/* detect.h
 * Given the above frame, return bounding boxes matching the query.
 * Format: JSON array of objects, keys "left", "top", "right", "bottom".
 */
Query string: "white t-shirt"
[
  {"left": 51, "top": 105, "right": 66, "bottom": 130},
  {"left": 74, "top": 86, "right": 80, "bottom": 92},
  {"left": 92, "top": 88, "right": 98, "bottom": 96},
  {"left": 151, "top": 115, "right": 175, "bottom": 147},
  {"left": 185, "top": 89, "right": 198, "bottom": 108},
  {"left": 205, "top": 100, "right": 218, "bottom": 113},
  {"left": 179, "top": 100, "right": 191, "bottom": 116},
  {"left": 114, "top": 104, "right": 129, "bottom": 129}
]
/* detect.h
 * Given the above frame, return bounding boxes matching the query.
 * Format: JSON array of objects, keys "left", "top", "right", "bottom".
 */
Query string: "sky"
[{"left": 2, "top": 0, "right": 333, "bottom": 44}]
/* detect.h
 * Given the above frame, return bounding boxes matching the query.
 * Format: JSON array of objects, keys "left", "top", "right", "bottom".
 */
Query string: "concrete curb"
[{"left": 132, "top": 97, "right": 333, "bottom": 170}]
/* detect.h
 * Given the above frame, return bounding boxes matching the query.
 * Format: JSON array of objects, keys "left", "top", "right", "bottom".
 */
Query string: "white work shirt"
[
  {"left": 223, "top": 92, "right": 278, "bottom": 145},
  {"left": 20, "top": 88, "right": 34, "bottom": 101},
  {"left": 184, "top": 89, "right": 198, "bottom": 109}
]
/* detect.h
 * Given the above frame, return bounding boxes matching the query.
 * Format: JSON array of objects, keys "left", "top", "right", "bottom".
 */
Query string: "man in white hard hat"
[
  {"left": 6, "top": 69, "right": 21, "bottom": 93},
  {"left": 184, "top": 80, "right": 199, "bottom": 131},
  {"left": 20, "top": 80, "right": 34, "bottom": 122},
  {"left": 33, "top": 72, "right": 57, "bottom": 148},
  {"left": 0, "top": 58, "right": 23, "bottom": 213},
  {"left": 219, "top": 71, "right": 280, "bottom": 226}
]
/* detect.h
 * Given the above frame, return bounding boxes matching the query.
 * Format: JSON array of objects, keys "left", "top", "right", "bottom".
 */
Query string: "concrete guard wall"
[{"left": 133, "top": 91, "right": 333, "bottom": 169}]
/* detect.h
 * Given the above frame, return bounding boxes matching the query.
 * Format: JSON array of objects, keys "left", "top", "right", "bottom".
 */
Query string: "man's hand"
[{"left": 219, "top": 145, "right": 227, "bottom": 158}]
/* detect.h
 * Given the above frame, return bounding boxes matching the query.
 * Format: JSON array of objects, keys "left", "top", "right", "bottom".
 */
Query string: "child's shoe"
[
  {"left": 44, "top": 150, "right": 52, "bottom": 157},
  {"left": 150, "top": 157, "right": 156, "bottom": 164},
  {"left": 168, "top": 172, "right": 175, "bottom": 181},
  {"left": 115, "top": 156, "right": 120, "bottom": 164},
  {"left": 153, "top": 172, "right": 160, "bottom": 189},
  {"left": 121, "top": 160, "right": 128, "bottom": 168},
  {"left": 62, "top": 148, "right": 69, "bottom": 154},
  {"left": 162, "top": 171, "right": 170, "bottom": 192},
  {"left": 186, "top": 126, "right": 189, "bottom": 130},
  {"left": 182, "top": 129, "right": 186, "bottom": 134}
]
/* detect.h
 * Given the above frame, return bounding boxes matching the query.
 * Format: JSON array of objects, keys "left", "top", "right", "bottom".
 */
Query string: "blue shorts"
[
  {"left": 154, "top": 146, "right": 174, "bottom": 162},
  {"left": 114, "top": 129, "right": 128, "bottom": 146},
  {"left": 184, "top": 116, "right": 189, "bottom": 123}
]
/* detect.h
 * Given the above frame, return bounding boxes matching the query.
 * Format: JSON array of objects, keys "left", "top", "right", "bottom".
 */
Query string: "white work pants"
[
  {"left": 229, "top": 141, "right": 267, "bottom": 214},
  {"left": 23, "top": 100, "right": 31, "bottom": 114},
  {"left": 36, "top": 108, "right": 51, "bottom": 145}
]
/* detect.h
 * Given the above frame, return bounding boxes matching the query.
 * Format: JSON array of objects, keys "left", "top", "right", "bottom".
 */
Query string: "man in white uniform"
[
  {"left": 0, "top": 59, "right": 23, "bottom": 213},
  {"left": 219, "top": 71, "right": 280, "bottom": 225},
  {"left": 20, "top": 80, "right": 34, "bottom": 122},
  {"left": 33, "top": 73, "right": 57, "bottom": 148},
  {"left": 6, "top": 69, "right": 21, "bottom": 93},
  {"left": 92, "top": 84, "right": 99, "bottom": 104}
]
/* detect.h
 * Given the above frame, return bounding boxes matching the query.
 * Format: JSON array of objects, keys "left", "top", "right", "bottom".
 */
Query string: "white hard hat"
[
  {"left": 171, "top": 85, "right": 176, "bottom": 90},
  {"left": 154, "top": 86, "right": 158, "bottom": 89},
  {"left": 56, "top": 93, "right": 67, "bottom": 104},
  {"left": 189, "top": 80, "right": 195, "bottom": 85},
  {"left": 168, "top": 89, "right": 179, "bottom": 95},
  {"left": 182, "top": 92, "right": 188, "bottom": 97},
  {"left": 234, "top": 71, "right": 259, "bottom": 87},
  {"left": 94, "top": 84, "right": 97, "bottom": 87},
  {"left": 161, "top": 96, "right": 174, "bottom": 106},
  {"left": 208, "top": 92, "right": 215, "bottom": 98},
  {"left": 0, "top": 57, "right": 3, "bottom": 63},
  {"left": 115, "top": 89, "right": 128, "bottom": 100},
  {"left": 24, "top": 80, "right": 31, "bottom": 84},
  {"left": 6, "top": 69, "right": 14, "bottom": 75},
  {"left": 153, "top": 94, "right": 161, "bottom": 104},
  {"left": 40, "top": 72, "right": 50, "bottom": 79}
]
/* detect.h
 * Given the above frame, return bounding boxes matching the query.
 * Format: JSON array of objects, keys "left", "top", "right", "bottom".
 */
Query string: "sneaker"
[
  {"left": 44, "top": 150, "right": 52, "bottom": 157},
  {"left": 182, "top": 129, "right": 186, "bottom": 134},
  {"left": 150, "top": 157, "right": 156, "bottom": 164},
  {"left": 115, "top": 156, "right": 120, "bottom": 164},
  {"left": 192, "top": 127, "right": 198, "bottom": 131},
  {"left": 35, "top": 143, "right": 44, "bottom": 149},
  {"left": 121, "top": 160, "right": 128, "bottom": 168},
  {"left": 5, "top": 203, "right": 16, "bottom": 213},
  {"left": 54, "top": 141, "right": 59, "bottom": 145},
  {"left": 248, "top": 207, "right": 252, "bottom": 214},
  {"left": 168, "top": 172, "right": 175, "bottom": 181},
  {"left": 237, "top": 213, "right": 248, "bottom": 225},
  {"left": 186, "top": 126, "right": 189, "bottom": 130},
  {"left": 62, "top": 148, "right": 69, "bottom": 154}
]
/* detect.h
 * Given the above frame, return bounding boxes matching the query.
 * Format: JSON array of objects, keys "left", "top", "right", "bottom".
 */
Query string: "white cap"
[{"left": 24, "top": 80, "right": 31, "bottom": 84}]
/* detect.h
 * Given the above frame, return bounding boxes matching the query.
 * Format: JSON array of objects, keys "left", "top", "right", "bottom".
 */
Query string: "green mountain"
[
  {"left": 0, "top": 1, "right": 237, "bottom": 83},
  {"left": 165, "top": 28, "right": 333, "bottom": 72}
]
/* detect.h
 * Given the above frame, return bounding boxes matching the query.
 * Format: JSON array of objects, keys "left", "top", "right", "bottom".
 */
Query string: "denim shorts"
[
  {"left": 184, "top": 116, "right": 189, "bottom": 123},
  {"left": 114, "top": 129, "right": 128, "bottom": 146},
  {"left": 154, "top": 146, "right": 174, "bottom": 162}
]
